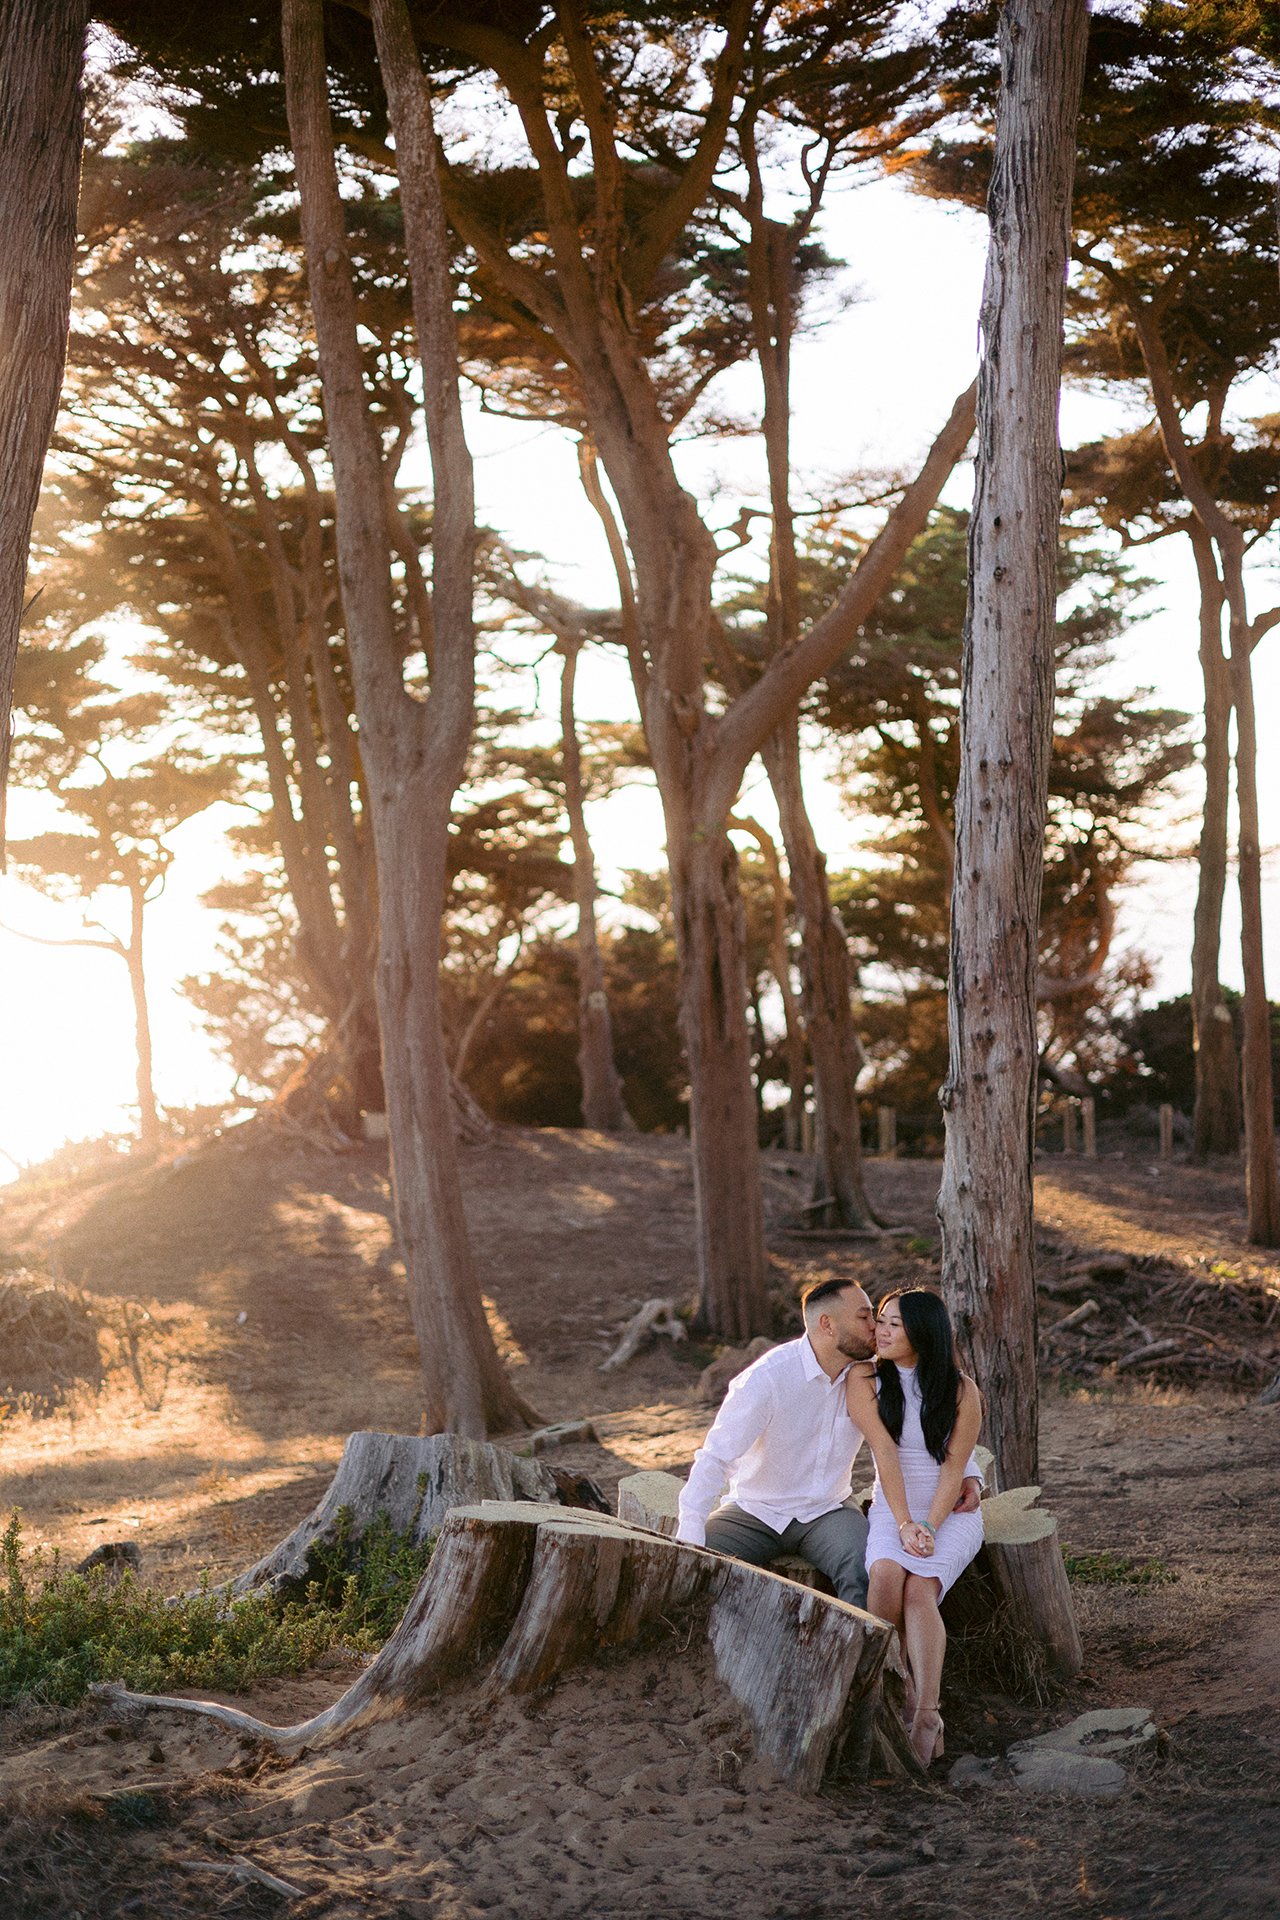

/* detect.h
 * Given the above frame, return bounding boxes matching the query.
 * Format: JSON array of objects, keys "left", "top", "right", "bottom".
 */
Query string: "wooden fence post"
[
  {"left": 1082, "top": 1097, "right": 1097, "bottom": 1158},
  {"left": 877, "top": 1105, "right": 897, "bottom": 1157},
  {"left": 800, "top": 1102, "right": 814, "bottom": 1155},
  {"left": 1159, "top": 1103, "right": 1174, "bottom": 1158},
  {"left": 1062, "top": 1101, "right": 1077, "bottom": 1155}
]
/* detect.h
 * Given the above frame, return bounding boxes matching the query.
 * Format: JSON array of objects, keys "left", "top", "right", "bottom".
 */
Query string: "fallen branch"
[
  {"left": 1045, "top": 1299, "right": 1100, "bottom": 1337},
  {"left": 599, "top": 1299, "right": 686, "bottom": 1371},
  {"left": 179, "top": 1856, "right": 305, "bottom": 1899},
  {"left": 1114, "top": 1337, "right": 1182, "bottom": 1373}
]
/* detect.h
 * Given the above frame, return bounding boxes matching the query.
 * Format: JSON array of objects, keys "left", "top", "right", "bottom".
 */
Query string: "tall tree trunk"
[
  {"left": 1223, "top": 533, "right": 1280, "bottom": 1242},
  {"left": 559, "top": 635, "right": 632, "bottom": 1131},
  {"left": 126, "top": 877, "right": 160, "bottom": 1154},
  {"left": 1120, "top": 283, "right": 1278, "bottom": 1239},
  {"left": 1187, "top": 525, "right": 1241, "bottom": 1157},
  {"left": 283, "top": 0, "right": 533, "bottom": 1434},
  {"left": 938, "top": 0, "right": 1089, "bottom": 1492},
  {"left": 742, "top": 155, "right": 874, "bottom": 1226},
  {"left": 0, "top": 0, "right": 89, "bottom": 854},
  {"left": 762, "top": 717, "right": 875, "bottom": 1226},
  {"left": 444, "top": 12, "right": 974, "bottom": 1338},
  {"left": 667, "top": 806, "right": 771, "bottom": 1340}
]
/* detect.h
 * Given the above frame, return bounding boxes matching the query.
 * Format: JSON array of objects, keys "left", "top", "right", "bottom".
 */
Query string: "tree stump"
[
  {"left": 93, "top": 1502, "right": 900, "bottom": 1790},
  {"left": 225, "top": 1433, "right": 560, "bottom": 1595},
  {"left": 942, "top": 1486, "right": 1083, "bottom": 1678}
]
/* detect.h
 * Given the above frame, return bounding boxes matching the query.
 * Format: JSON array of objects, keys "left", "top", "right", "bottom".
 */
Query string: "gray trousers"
[{"left": 704, "top": 1501, "right": 869, "bottom": 1609}]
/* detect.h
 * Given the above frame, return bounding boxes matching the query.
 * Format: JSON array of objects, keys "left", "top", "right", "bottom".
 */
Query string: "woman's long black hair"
[{"left": 875, "top": 1288, "right": 962, "bottom": 1465}]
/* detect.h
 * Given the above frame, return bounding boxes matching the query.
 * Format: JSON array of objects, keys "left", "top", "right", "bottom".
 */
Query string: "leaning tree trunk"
[
  {"left": 763, "top": 716, "right": 876, "bottom": 1227},
  {"left": 1187, "top": 526, "right": 1241, "bottom": 1157},
  {"left": 283, "top": 0, "right": 533, "bottom": 1432},
  {"left": 559, "top": 635, "right": 632, "bottom": 1132},
  {"left": 0, "top": 0, "right": 90, "bottom": 854},
  {"left": 937, "top": 0, "right": 1090, "bottom": 1491}
]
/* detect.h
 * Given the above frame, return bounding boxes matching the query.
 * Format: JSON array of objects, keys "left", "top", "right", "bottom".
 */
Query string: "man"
[{"left": 675, "top": 1276, "right": 982, "bottom": 1608}]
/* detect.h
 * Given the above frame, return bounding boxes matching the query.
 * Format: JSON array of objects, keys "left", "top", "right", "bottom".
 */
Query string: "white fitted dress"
[{"left": 864, "top": 1364, "right": 984, "bottom": 1597}]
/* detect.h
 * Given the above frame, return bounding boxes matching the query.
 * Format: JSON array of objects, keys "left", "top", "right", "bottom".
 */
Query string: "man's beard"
[{"left": 836, "top": 1332, "right": 876, "bottom": 1361}]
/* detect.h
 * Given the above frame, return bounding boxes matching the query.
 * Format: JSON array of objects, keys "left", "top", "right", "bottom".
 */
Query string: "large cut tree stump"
[
  {"left": 942, "top": 1485, "right": 1083, "bottom": 1678},
  {"left": 93, "top": 1502, "right": 901, "bottom": 1791},
  {"left": 226, "top": 1433, "right": 560, "bottom": 1595}
]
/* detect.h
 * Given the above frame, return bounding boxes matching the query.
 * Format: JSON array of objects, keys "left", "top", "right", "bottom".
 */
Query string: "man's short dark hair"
[{"left": 801, "top": 1276, "right": 859, "bottom": 1319}]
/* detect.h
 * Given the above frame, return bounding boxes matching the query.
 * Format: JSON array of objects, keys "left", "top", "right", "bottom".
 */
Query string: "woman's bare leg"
[
  {"left": 903, "top": 1573, "right": 946, "bottom": 1764},
  {"left": 866, "top": 1558, "right": 907, "bottom": 1631},
  {"left": 867, "top": 1560, "right": 914, "bottom": 1718}
]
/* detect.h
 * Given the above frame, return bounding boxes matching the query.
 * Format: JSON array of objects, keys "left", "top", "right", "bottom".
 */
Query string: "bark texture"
[
  {"left": 762, "top": 719, "right": 874, "bottom": 1226},
  {"left": 0, "top": 0, "right": 90, "bottom": 851},
  {"left": 938, "top": 0, "right": 1090, "bottom": 1490},
  {"left": 559, "top": 636, "right": 632, "bottom": 1131},
  {"left": 225, "top": 1433, "right": 559, "bottom": 1596},
  {"left": 1187, "top": 526, "right": 1241, "bottom": 1157},
  {"left": 282, "top": 0, "right": 533, "bottom": 1432}
]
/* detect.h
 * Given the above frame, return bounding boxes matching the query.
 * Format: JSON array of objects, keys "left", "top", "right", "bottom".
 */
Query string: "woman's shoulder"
[{"left": 957, "top": 1372, "right": 983, "bottom": 1407}]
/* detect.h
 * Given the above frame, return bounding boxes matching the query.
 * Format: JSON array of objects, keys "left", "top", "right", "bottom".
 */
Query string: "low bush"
[{"left": 0, "top": 1509, "right": 432, "bottom": 1708}]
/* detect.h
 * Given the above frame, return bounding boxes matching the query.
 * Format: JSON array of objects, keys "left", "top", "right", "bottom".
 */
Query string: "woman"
[{"left": 847, "top": 1287, "right": 984, "bottom": 1768}]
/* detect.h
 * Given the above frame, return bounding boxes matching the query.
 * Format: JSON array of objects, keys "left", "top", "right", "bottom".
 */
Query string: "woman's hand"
[{"left": 898, "top": 1519, "right": 935, "bottom": 1558}]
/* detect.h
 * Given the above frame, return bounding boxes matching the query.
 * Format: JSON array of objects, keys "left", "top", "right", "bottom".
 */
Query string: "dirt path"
[{"left": 0, "top": 1129, "right": 1277, "bottom": 1917}]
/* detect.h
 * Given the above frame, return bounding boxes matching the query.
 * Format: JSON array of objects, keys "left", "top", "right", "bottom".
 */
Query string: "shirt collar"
[{"left": 800, "top": 1333, "right": 848, "bottom": 1387}]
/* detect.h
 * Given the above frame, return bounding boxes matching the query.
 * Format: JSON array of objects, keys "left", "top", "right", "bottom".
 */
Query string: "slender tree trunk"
[
  {"left": 742, "top": 159, "right": 874, "bottom": 1225},
  {"left": 559, "top": 636, "right": 631, "bottom": 1131},
  {"left": 1222, "top": 534, "right": 1280, "bottom": 1243},
  {"left": 126, "top": 878, "right": 160, "bottom": 1154},
  {"left": 283, "top": 0, "right": 533, "bottom": 1433},
  {"left": 0, "top": 0, "right": 89, "bottom": 852},
  {"left": 730, "top": 814, "right": 807, "bottom": 1151},
  {"left": 762, "top": 718, "right": 875, "bottom": 1226},
  {"left": 1187, "top": 526, "right": 1241, "bottom": 1157},
  {"left": 937, "top": 0, "right": 1089, "bottom": 1491}
]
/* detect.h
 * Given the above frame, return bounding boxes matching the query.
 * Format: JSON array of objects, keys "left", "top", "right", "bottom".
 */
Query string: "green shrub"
[
  {"left": 1062, "top": 1545, "right": 1177, "bottom": 1587},
  {"left": 0, "top": 1509, "right": 433, "bottom": 1709}
]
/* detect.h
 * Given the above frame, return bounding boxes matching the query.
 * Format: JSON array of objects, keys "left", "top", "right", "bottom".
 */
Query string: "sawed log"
[{"left": 92, "top": 1502, "right": 896, "bottom": 1791}]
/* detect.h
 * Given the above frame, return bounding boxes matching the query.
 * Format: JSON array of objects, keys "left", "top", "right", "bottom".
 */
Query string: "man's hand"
[{"left": 953, "top": 1476, "right": 982, "bottom": 1514}]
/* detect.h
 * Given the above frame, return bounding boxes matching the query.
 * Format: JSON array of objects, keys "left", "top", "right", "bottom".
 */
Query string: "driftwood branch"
[{"left": 599, "top": 1298, "right": 687, "bottom": 1371}]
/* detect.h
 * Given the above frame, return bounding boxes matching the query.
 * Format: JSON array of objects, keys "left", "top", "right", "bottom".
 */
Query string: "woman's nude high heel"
[{"left": 910, "top": 1706, "right": 944, "bottom": 1768}]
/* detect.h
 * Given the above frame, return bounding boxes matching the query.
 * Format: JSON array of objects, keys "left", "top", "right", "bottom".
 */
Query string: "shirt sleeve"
[
  {"left": 675, "top": 1364, "right": 776, "bottom": 1546},
  {"left": 962, "top": 1451, "right": 984, "bottom": 1486}
]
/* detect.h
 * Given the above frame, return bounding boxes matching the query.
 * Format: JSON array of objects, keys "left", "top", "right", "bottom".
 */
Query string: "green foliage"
[
  {"left": 0, "top": 1509, "right": 431, "bottom": 1710},
  {"left": 1063, "top": 1546, "right": 1177, "bottom": 1588}
]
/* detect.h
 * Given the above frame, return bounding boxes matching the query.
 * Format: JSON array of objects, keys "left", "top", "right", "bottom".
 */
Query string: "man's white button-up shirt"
[{"left": 676, "top": 1335, "right": 861, "bottom": 1546}]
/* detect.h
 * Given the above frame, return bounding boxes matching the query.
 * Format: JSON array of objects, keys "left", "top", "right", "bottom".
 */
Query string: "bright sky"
[{"left": 2, "top": 175, "right": 1277, "bottom": 1179}]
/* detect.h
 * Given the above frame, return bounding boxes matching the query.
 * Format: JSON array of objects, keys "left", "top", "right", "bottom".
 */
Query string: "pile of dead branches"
[
  {"left": 1035, "top": 1240, "right": 1280, "bottom": 1389},
  {"left": 0, "top": 1271, "right": 103, "bottom": 1413}
]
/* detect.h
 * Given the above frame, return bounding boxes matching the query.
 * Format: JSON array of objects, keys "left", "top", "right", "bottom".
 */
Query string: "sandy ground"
[{"left": 0, "top": 1127, "right": 1277, "bottom": 1918}]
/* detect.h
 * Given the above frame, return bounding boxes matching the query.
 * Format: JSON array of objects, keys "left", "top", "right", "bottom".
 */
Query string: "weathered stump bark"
[
  {"left": 93, "top": 1502, "right": 897, "bottom": 1790},
  {"left": 226, "top": 1433, "right": 559, "bottom": 1596},
  {"left": 942, "top": 1485, "right": 1083, "bottom": 1679}
]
